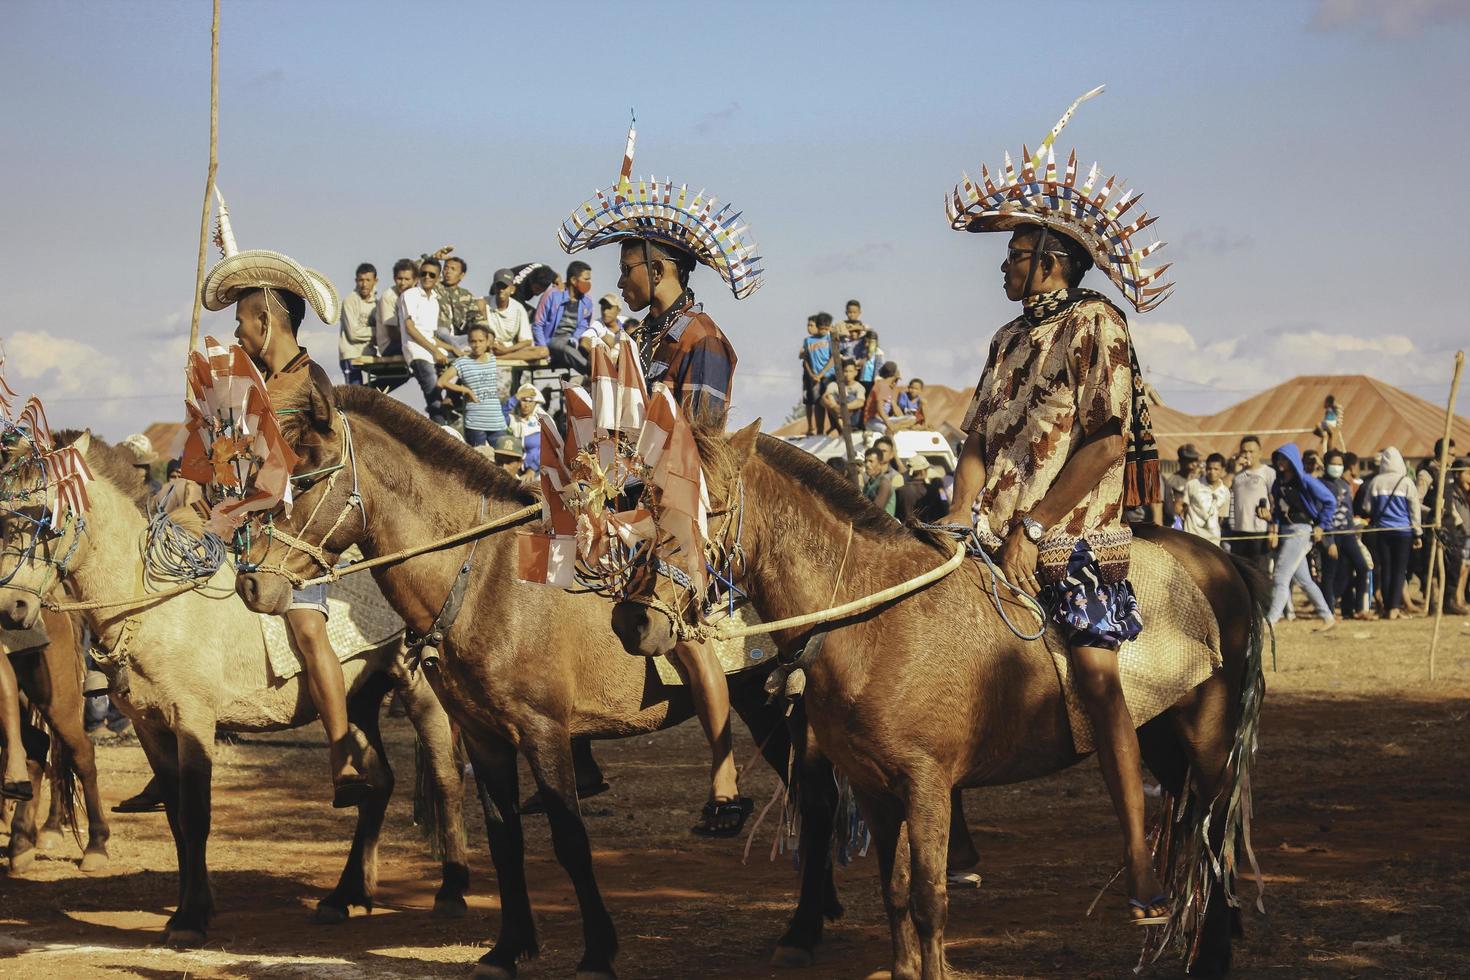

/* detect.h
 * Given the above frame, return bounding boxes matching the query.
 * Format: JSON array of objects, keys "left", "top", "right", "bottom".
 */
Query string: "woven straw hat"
[{"left": 199, "top": 188, "right": 340, "bottom": 324}]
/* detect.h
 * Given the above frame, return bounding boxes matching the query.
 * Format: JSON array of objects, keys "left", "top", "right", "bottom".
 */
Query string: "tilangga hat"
[
  {"left": 200, "top": 188, "right": 341, "bottom": 324},
  {"left": 557, "top": 113, "right": 764, "bottom": 300},
  {"left": 945, "top": 86, "right": 1173, "bottom": 313}
]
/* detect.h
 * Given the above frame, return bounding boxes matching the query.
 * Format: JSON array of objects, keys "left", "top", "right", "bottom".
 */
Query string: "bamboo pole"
[
  {"left": 1427, "top": 350, "right": 1464, "bottom": 681},
  {"left": 186, "top": 0, "right": 221, "bottom": 357}
]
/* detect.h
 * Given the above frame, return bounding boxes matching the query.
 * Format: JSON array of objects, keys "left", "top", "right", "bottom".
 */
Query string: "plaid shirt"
[{"left": 643, "top": 298, "right": 737, "bottom": 429}]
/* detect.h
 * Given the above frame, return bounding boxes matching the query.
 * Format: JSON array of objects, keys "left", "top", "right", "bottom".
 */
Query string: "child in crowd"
[
  {"left": 800, "top": 312, "right": 836, "bottom": 435},
  {"left": 507, "top": 382, "right": 545, "bottom": 472},
  {"left": 863, "top": 361, "right": 914, "bottom": 433},
  {"left": 839, "top": 300, "right": 881, "bottom": 391},
  {"left": 436, "top": 324, "right": 507, "bottom": 447},
  {"left": 896, "top": 377, "right": 926, "bottom": 426},
  {"left": 1317, "top": 394, "right": 1345, "bottom": 453}
]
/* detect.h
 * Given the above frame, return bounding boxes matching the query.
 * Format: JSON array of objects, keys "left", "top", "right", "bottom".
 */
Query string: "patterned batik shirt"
[{"left": 960, "top": 288, "right": 1136, "bottom": 584}]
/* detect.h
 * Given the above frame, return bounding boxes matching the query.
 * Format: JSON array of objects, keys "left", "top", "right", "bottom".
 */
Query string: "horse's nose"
[
  {"left": 611, "top": 602, "right": 675, "bottom": 657},
  {"left": 238, "top": 573, "right": 262, "bottom": 609}
]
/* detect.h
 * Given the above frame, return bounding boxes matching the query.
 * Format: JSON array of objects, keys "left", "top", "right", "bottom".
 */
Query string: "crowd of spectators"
[
  {"left": 1164, "top": 430, "right": 1469, "bottom": 626},
  {"left": 798, "top": 301, "right": 926, "bottom": 438}
]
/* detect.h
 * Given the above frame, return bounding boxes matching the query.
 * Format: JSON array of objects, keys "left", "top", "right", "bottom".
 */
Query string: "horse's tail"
[
  {"left": 1146, "top": 550, "right": 1269, "bottom": 973},
  {"left": 46, "top": 711, "right": 85, "bottom": 849}
]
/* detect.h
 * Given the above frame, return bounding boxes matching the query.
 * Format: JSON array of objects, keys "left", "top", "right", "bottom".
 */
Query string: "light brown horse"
[
  {"left": 611, "top": 427, "right": 1268, "bottom": 980},
  {"left": 234, "top": 385, "right": 844, "bottom": 980},
  {"left": 0, "top": 433, "right": 468, "bottom": 947},
  {"left": 3, "top": 609, "right": 111, "bottom": 873}
]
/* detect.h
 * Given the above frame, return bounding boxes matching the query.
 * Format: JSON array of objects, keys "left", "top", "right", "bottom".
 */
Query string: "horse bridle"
[
  {"left": 0, "top": 504, "right": 85, "bottom": 602},
  {"left": 237, "top": 410, "right": 365, "bottom": 587}
]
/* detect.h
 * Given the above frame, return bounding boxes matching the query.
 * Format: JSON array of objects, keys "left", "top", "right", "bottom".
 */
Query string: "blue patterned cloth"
[{"left": 1040, "top": 539, "right": 1143, "bottom": 651}]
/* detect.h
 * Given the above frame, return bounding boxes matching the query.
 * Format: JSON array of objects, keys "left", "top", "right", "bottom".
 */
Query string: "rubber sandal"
[
  {"left": 520, "top": 780, "right": 611, "bottom": 815},
  {"left": 331, "top": 776, "right": 373, "bottom": 809},
  {"left": 112, "top": 784, "right": 167, "bottom": 813},
  {"left": 1129, "top": 893, "right": 1170, "bottom": 927},
  {"left": 691, "top": 796, "right": 754, "bottom": 838},
  {"left": 946, "top": 870, "right": 983, "bottom": 889},
  {"left": 2, "top": 780, "right": 34, "bottom": 802}
]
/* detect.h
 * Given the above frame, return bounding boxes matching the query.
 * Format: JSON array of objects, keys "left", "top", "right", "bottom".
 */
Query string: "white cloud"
[
  {"left": 1311, "top": 0, "right": 1470, "bottom": 37},
  {"left": 5, "top": 331, "right": 145, "bottom": 399}
]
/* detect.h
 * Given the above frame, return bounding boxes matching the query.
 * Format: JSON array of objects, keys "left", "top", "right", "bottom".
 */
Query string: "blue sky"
[{"left": 3, "top": 0, "right": 1468, "bottom": 440}]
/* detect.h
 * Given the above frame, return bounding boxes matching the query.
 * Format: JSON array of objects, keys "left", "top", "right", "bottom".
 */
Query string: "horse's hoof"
[
  {"left": 164, "top": 928, "right": 206, "bottom": 949},
  {"left": 37, "top": 830, "right": 62, "bottom": 851},
  {"left": 8, "top": 848, "right": 36, "bottom": 874},
  {"left": 471, "top": 964, "right": 516, "bottom": 980},
  {"left": 79, "top": 850, "right": 110, "bottom": 874},
  {"left": 772, "top": 945, "right": 816, "bottom": 968},
  {"left": 432, "top": 894, "right": 467, "bottom": 919},
  {"left": 314, "top": 901, "right": 349, "bottom": 924}
]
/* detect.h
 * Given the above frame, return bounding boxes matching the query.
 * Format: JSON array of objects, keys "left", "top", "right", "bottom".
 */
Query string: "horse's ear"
[
  {"left": 306, "top": 376, "right": 335, "bottom": 434},
  {"left": 728, "top": 419, "right": 761, "bottom": 466},
  {"left": 72, "top": 430, "right": 93, "bottom": 457}
]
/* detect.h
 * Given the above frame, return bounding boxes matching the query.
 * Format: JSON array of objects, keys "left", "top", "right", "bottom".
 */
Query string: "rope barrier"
[
  {"left": 1218, "top": 523, "right": 1438, "bottom": 543},
  {"left": 1150, "top": 427, "right": 1316, "bottom": 439}
]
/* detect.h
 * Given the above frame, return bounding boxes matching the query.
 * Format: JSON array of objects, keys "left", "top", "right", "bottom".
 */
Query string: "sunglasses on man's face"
[{"left": 421, "top": 270, "right": 439, "bottom": 279}]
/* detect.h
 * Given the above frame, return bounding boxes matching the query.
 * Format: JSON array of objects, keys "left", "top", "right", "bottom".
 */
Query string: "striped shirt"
[
  {"left": 644, "top": 299, "right": 737, "bottom": 429},
  {"left": 453, "top": 355, "right": 507, "bottom": 433}
]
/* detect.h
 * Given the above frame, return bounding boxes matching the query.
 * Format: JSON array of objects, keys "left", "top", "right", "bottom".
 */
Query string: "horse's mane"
[
  {"left": 333, "top": 385, "right": 537, "bottom": 505},
  {"left": 53, "top": 430, "right": 150, "bottom": 514}
]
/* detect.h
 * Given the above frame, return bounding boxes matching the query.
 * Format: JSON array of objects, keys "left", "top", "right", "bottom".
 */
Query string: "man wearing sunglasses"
[{"left": 398, "top": 257, "right": 458, "bottom": 424}]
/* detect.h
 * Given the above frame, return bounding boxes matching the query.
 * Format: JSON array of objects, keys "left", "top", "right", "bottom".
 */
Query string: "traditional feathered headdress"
[
  {"left": 946, "top": 86, "right": 1173, "bottom": 313},
  {"left": 558, "top": 114, "right": 765, "bottom": 300},
  {"left": 200, "top": 188, "right": 341, "bottom": 324}
]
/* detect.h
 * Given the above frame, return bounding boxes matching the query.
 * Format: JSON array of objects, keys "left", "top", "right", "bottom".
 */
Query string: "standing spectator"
[
  {"left": 1316, "top": 394, "right": 1345, "bottom": 454},
  {"left": 535, "top": 261, "right": 596, "bottom": 374},
  {"left": 896, "top": 377, "right": 926, "bottom": 426},
  {"left": 1162, "top": 444, "right": 1200, "bottom": 527},
  {"left": 1366, "top": 446, "right": 1423, "bottom": 619},
  {"left": 1320, "top": 449, "right": 1370, "bottom": 619},
  {"left": 375, "top": 258, "right": 416, "bottom": 360},
  {"left": 436, "top": 325, "right": 507, "bottom": 448},
  {"left": 1266, "top": 443, "right": 1337, "bottom": 629},
  {"left": 862, "top": 447, "right": 897, "bottom": 516},
  {"left": 436, "top": 254, "right": 488, "bottom": 350},
  {"left": 822, "top": 359, "right": 864, "bottom": 432},
  {"left": 1181, "top": 452, "right": 1230, "bottom": 545},
  {"left": 1442, "top": 458, "right": 1470, "bottom": 614},
  {"left": 507, "top": 382, "right": 545, "bottom": 472},
  {"left": 1226, "top": 435, "right": 1274, "bottom": 574},
  {"left": 864, "top": 361, "right": 914, "bottom": 433},
  {"left": 338, "top": 262, "right": 378, "bottom": 384},
  {"left": 839, "top": 300, "right": 880, "bottom": 390},
  {"left": 398, "top": 257, "right": 455, "bottom": 423},
  {"left": 800, "top": 312, "right": 836, "bottom": 435}
]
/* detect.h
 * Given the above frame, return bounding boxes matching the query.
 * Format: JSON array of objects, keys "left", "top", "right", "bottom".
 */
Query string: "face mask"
[
  {"left": 1326, "top": 464, "right": 1344, "bottom": 478},
  {"left": 574, "top": 279, "right": 592, "bottom": 296}
]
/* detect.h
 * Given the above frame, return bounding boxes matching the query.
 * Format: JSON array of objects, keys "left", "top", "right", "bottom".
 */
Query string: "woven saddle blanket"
[
  {"left": 652, "top": 605, "right": 774, "bottom": 685},
  {"left": 1029, "top": 536, "right": 1222, "bottom": 754},
  {"left": 259, "top": 559, "right": 404, "bottom": 683}
]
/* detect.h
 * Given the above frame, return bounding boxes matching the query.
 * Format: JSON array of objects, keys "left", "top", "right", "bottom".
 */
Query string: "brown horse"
[
  {"left": 3, "top": 609, "right": 111, "bottom": 873},
  {"left": 610, "top": 426, "right": 1268, "bottom": 980},
  {"left": 234, "top": 385, "right": 844, "bottom": 979},
  {"left": 0, "top": 433, "right": 469, "bottom": 947}
]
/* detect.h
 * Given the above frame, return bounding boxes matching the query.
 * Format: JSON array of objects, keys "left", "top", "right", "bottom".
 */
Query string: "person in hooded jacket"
[
  {"left": 1365, "top": 446, "right": 1422, "bottom": 618},
  {"left": 1320, "top": 449, "right": 1371, "bottom": 619},
  {"left": 1267, "top": 442, "right": 1338, "bottom": 629}
]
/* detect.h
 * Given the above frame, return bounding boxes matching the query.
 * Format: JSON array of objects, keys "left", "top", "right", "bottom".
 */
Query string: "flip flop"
[
  {"left": 112, "top": 787, "right": 166, "bottom": 813},
  {"left": 691, "top": 796, "right": 754, "bottom": 838},
  {"left": 1129, "top": 893, "right": 1170, "bottom": 927},
  {"left": 946, "top": 870, "right": 983, "bottom": 890},
  {"left": 520, "top": 780, "right": 612, "bottom": 815},
  {"left": 331, "top": 776, "right": 373, "bottom": 810}
]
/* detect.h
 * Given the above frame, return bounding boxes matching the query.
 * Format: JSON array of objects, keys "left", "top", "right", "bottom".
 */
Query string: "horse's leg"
[
  {"left": 5, "top": 709, "right": 49, "bottom": 873},
  {"left": 860, "top": 789, "right": 921, "bottom": 980},
  {"left": 34, "top": 642, "right": 110, "bottom": 871},
  {"left": 731, "top": 688, "right": 840, "bottom": 968},
  {"left": 133, "top": 722, "right": 188, "bottom": 932},
  {"left": 520, "top": 728, "right": 618, "bottom": 979},
  {"left": 163, "top": 712, "right": 215, "bottom": 948},
  {"left": 397, "top": 666, "right": 470, "bottom": 919},
  {"left": 903, "top": 771, "right": 953, "bottom": 980},
  {"left": 317, "top": 670, "right": 395, "bottom": 923},
  {"left": 462, "top": 730, "right": 540, "bottom": 979}
]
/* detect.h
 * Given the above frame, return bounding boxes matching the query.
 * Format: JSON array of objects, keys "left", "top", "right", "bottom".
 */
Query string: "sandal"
[
  {"left": 946, "top": 870, "right": 983, "bottom": 890},
  {"left": 331, "top": 774, "right": 373, "bottom": 810},
  {"left": 112, "top": 777, "right": 166, "bottom": 813},
  {"left": 1129, "top": 893, "right": 1170, "bottom": 927},
  {"left": 520, "top": 780, "right": 611, "bottom": 815},
  {"left": 2, "top": 779, "right": 34, "bottom": 802},
  {"left": 691, "top": 796, "right": 754, "bottom": 838}
]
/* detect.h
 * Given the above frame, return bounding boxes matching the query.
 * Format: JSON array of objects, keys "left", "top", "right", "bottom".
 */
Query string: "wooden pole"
[
  {"left": 187, "top": 0, "right": 221, "bottom": 357},
  {"left": 1427, "top": 349, "right": 1464, "bottom": 681}
]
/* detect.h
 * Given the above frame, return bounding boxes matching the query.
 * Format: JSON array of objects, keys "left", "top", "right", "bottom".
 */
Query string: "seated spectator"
[
  {"left": 581, "top": 293, "right": 632, "bottom": 360},
  {"left": 398, "top": 257, "right": 458, "bottom": 423},
  {"left": 484, "top": 267, "right": 546, "bottom": 390},
  {"left": 435, "top": 253, "right": 488, "bottom": 351},
  {"left": 894, "top": 454, "right": 946, "bottom": 524},
  {"left": 373, "top": 258, "right": 415, "bottom": 363},
  {"left": 507, "top": 382, "right": 546, "bottom": 472},
  {"left": 800, "top": 312, "right": 836, "bottom": 436},
  {"left": 1181, "top": 452, "right": 1230, "bottom": 545},
  {"left": 864, "top": 361, "right": 915, "bottom": 433},
  {"left": 896, "top": 377, "right": 926, "bottom": 426},
  {"left": 839, "top": 300, "right": 880, "bottom": 391},
  {"left": 862, "top": 447, "right": 896, "bottom": 516},
  {"left": 338, "top": 262, "right": 378, "bottom": 384},
  {"left": 437, "top": 325, "right": 508, "bottom": 448},
  {"left": 821, "top": 360, "right": 864, "bottom": 432},
  {"left": 535, "top": 261, "right": 596, "bottom": 375}
]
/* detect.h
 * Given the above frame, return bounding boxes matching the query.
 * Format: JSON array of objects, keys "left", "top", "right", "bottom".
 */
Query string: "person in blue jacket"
[
  {"left": 1267, "top": 442, "right": 1338, "bottom": 629},
  {"left": 1364, "top": 446, "right": 1422, "bottom": 618}
]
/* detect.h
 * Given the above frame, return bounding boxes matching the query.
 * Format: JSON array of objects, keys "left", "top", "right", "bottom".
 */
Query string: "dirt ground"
[{"left": 2, "top": 614, "right": 1468, "bottom": 979}]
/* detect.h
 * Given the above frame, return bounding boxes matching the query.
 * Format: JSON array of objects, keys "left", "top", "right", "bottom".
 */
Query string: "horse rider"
[
  {"left": 942, "top": 87, "right": 1174, "bottom": 925},
  {"left": 556, "top": 116, "right": 763, "bottom": 836}
]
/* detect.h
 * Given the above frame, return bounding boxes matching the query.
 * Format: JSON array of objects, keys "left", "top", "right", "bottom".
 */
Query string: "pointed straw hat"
[{"left": 199, "top": 188, "right": 340, "bottom": 324}]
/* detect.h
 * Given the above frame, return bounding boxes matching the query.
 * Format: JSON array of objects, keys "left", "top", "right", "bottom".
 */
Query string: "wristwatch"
[{"left": 1019, "top": 515, "right": 1045, "bottom": 544}]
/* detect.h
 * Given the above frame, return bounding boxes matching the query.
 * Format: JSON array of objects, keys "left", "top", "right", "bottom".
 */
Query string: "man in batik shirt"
[{"left": 944, "top": 223, "right": 1166, "bottom": 925}]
